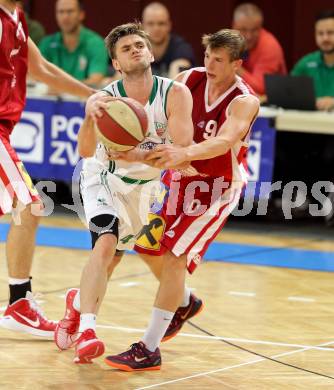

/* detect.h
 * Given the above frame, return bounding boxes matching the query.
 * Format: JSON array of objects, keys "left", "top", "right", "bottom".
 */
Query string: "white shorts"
[{"left": 80, "top": 168, "right": 160, "bottom": 251}]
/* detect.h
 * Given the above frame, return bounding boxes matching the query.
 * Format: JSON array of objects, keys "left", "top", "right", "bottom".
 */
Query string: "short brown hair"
[
  {"left": 105, "top": 22, "right": 152, "bottom": 59},
  {"left": 202, "top": 29, "right": 246, "bottom": 61}
]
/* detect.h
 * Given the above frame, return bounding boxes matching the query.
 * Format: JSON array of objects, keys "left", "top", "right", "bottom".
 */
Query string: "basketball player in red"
[
  {"left": 0, "top": 0, "right": 93, "bottom": 338},
  {"left": 105, "top": 29, "right": 260, "bottom": 371}
]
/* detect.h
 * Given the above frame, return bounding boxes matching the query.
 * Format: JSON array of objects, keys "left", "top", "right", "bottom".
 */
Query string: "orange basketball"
[{"left": 95, "top": 97, "right": 148, "bottom": 151}]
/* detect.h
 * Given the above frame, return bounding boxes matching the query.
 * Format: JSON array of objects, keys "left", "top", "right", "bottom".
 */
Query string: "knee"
[
  {"left": 93, "top": 234, "right": 118, "bottom": 268},
  {"left": 22, "top": 202, "right": 42, "bottom": 229},
  {"left": 164, "top": 252, "right": 186, "bottom": 271}
]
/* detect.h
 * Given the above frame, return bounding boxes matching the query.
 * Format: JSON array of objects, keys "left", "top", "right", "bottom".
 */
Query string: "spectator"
[
  {"left": 232, "top": 2, "right": 287, "bottom": 95},
  {"left": 39, "top": 0, "right": 108, "bottom": 86},
  {"left": 142, "top": 2, "right": 196, "bottom": 78},
  {"left": 291, "top": 10, "right": 334, "bottom": 111},
  {"left": 17, "top": 1, "right": 45, "bottom": 45}
]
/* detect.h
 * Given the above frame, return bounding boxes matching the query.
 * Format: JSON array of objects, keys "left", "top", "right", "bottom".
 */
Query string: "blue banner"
[
  {"left": 11, "top": 97, "right": 85, "bottom": 181},
  {"left": 245, "top": 117, "right": 276, "bottom": 198}
]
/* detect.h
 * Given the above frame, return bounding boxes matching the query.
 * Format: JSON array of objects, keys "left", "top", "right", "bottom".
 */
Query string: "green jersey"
[
  {"left": 39, "top": 27, "right": 108, "bottom": 81},
  {"left": 291, "top": 51, "right": 334, "bottom": 97}
]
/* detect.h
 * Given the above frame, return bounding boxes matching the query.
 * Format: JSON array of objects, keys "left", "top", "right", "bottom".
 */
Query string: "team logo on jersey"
[
  {"left": 165, "top": 230, "right": 175, "bottom": 238},
  {"left": 11, "top": 112, "right": 44, "bottom": 163},
  {"left": 187, "top": 253, "right": 202, "bottom": 265},
  {"left": 139, "top": 141, "right": 160, "bottom": 150},
  {"left": 16, "top": 22, "right": 27, "bottom": 42},
  {"left": 155, "top": 122, "right": 167, "bottom": 137},
  {"left": 197, "top": 121, "right": 205, "bottom": 129},
  {"left": 79, "top": 55, "right": 88, "bottom": 71}
]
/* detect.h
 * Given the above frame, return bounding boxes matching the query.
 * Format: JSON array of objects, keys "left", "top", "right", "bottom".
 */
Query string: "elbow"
[{"left": 182, "top": 136, "right": 193, "bottom": 147}]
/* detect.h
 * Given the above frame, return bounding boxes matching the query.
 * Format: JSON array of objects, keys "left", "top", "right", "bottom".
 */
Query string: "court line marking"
[
  {"left": 134, "top": 340, "right": 334, "bottom": 389},
  {"left": 96, "top": 324, "right": 334, "bottom": 351},
  {"left": 287, "top": 296, "right": 316, "bottom": 302},
  {"left": 228, "top": 291, "right": 256, "bottom": 297},
  {"left": 119, "top": 282, "right": 141, "bottom": 287}
]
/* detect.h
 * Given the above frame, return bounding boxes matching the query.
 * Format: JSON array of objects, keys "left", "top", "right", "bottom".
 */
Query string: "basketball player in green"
[{"left": 54, "top": 23, "right": 194, "bottom": 364}]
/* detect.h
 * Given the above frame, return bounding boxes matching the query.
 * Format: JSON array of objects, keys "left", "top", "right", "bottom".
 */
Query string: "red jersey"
[
  {"left": 0, "top": 5, "right": 28, "bottom": 139},
  {"left": 182, "top": 67, "right": 257, "bottom": 183}
]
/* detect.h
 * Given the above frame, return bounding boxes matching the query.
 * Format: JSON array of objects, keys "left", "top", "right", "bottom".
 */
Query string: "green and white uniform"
[{"left": 80, "top": 76, "right": 174, "bottom": 250}]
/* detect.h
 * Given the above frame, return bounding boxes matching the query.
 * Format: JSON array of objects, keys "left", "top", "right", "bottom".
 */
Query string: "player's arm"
[
  {"left": 77, "top": 115, "right": 97, "bottom": 158},
  {"left": 185, "top": 95, "right": 259, "bottom": 160},
  {"left": 149, "top": 95, "right": 259, "bottom": 168},
  {"left": 165, "top": 81, "right": 194, "bottom": 146},
  {"left": 85, "top": 90, "right": 115, "bottom": 121},
  {"left": 27, "top": 38, "right": 94, "bottom": 99},
  {"left": 107, "top": 82, "right": 194, "bottom": 165},
  {"left": 77, "top": 92, "right": 112, "bottom": 157}
]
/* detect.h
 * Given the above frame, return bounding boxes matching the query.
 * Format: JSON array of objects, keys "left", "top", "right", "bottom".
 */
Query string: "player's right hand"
[{"left": 85, "top": 91, "right": 115, "bottom": 122}]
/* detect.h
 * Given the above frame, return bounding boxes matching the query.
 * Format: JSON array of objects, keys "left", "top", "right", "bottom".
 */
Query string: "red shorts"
[
  {"left": 0, "top": 134, "right": 40, "bottom": 216},
  {"left": 135, "top": 171, "right": 243, "bottom": 273}
]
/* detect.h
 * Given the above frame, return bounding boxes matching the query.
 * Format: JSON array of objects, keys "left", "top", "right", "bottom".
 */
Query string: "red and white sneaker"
[
  {"left": 0, "top": 291, "right": 56, "bottom": 338},
  {"left": 74, "top": 329, "right": 105, "bottom": 364},
  {"left": 54, "top": 288, "right": 80, "bottom": 350}
]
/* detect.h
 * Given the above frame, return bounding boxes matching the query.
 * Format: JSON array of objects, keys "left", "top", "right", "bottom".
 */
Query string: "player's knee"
[
  {"left": 89, "top": 214, "right": 119, "bottom": 248},
  {"left": 89, "top": 214, "right": 119, "bottom": 266},
  {"left": 16, "top": 201, "right": 42, "bottom": 228},
  {"left": 164, "top": 252, "right": 186, "bottom": 270},
  {"left": 96, "top": 235, "right": 118, "bottom": 266}
]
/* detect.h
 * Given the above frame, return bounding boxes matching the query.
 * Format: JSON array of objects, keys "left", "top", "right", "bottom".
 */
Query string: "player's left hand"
[
  {"left": 146, "top": 144, "right": 189, "bottom": 169},
  {"left": 107, "top": 148, "right": 140, "bottom": 162}
]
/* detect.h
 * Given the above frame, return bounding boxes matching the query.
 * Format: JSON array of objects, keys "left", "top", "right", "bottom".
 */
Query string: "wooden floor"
[{"left": 1, "top": 215, "right": 334, "bottom": 389}]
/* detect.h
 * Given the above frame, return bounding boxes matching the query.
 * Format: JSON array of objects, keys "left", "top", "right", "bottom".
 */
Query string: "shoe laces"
[
  {"left": 59, "top": 318, "right": 78, "bottom": 335},
  {"left": 26, "top": 292, "right": 55, "bottom": 324},
  {"left": 130, "top": 342, "right": 149, "bottom": 359}
]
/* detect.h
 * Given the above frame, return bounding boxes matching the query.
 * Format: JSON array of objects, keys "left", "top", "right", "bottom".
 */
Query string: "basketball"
[{"left": 95, "top": 97, "right": 148, "bottom": 151}]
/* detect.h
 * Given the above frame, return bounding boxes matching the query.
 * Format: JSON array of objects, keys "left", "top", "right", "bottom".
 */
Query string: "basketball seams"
[
  {"left": 95, "top": 109, "right": 141, "bottom": 147},
  {"left": 105, "top": 100, "right": 144, "bottom": 142},
  {"left": 95, "top": 97, "right": 149, "bottom": 151},
  {"left": 121, "top": 98, "right": 148, "bottom": 138}
]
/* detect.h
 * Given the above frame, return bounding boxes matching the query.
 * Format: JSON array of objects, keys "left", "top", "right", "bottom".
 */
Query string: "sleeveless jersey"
[
  {"left": 83, "top": 75, "right": 174, "bottom": 181},
  {"left": 183, "top": 67, "right": 257, "bottom": 183},
  {"left": 0, "top": 6, "right": 28, "bottom": 139}
]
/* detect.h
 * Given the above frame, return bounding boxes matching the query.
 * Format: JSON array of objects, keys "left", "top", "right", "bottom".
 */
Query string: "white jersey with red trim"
[{"left": 181, "top": 67, "right": 257, "bottom": 183}]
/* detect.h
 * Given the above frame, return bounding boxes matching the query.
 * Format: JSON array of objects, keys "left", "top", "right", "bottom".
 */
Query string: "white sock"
[
  {"left": 73, "top": 290, "right": 80, "bottom": 312},
  {"left": 8, "top": 278, "right": 30, "bottom": 285},
  {"left": 181, "top": 287, "right": 191, "bottom": 307},
  {"left": 142, "top": 307, "right": 174, "bottom": 352},
  {"left": 79, "top": 313, "right": 96, "bottom": 333}
]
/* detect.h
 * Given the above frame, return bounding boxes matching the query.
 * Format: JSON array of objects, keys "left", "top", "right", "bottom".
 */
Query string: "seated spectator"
[
  {"left": 39, "top": 0, "right": 108, "bottom": 86},
  {"left": 291, "top": 10, "right": 334, "bottom": 111},
  {"left": 142, "top": 2, "right": 196, "bottom": 78},
  {"left": 232, "top": 2, "right": 287, "bottom": 95},
  {"left": 17, "top": 1, "right": 45, "bottom": 45}
]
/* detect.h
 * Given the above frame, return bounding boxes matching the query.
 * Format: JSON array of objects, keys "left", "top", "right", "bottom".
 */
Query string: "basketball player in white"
[{"left": 54, "top": 23, "right": 194, "bottom": 364}]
